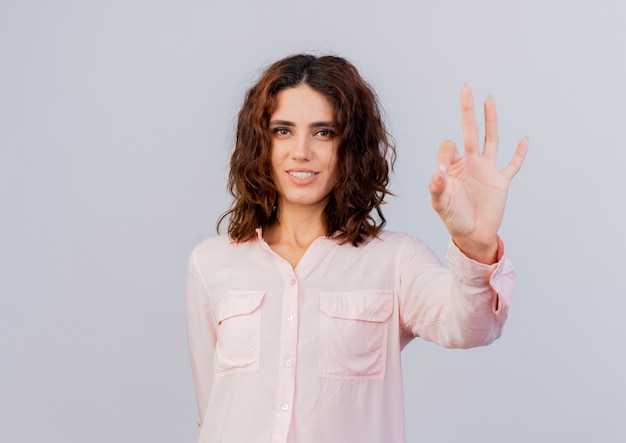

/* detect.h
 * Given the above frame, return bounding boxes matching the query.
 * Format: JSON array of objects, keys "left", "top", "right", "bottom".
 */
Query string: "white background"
[{"left": 1, "top": 0, "right": 625, "bottom": 441}]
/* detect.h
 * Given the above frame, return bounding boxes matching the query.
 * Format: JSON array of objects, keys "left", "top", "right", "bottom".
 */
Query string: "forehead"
[{"left": 271, "top": 84, "right": 335, "bottom": 122}]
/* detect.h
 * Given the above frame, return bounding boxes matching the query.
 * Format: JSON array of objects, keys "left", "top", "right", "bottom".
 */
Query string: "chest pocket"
[
  {"left": 319, "top": 290, "right": 393, "bottom": 380},
  {"left": 214, "top": 291, "right": 265, "bottom": 376}
]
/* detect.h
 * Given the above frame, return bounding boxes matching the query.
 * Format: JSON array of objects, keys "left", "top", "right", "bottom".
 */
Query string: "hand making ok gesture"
[{"left": 429, "top": 85, "right": 528, "bottom": 264}]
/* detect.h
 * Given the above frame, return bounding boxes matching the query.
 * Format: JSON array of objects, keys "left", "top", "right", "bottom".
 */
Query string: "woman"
[{"left": 185, "top": 54, "right": 527, "bottom": 443}]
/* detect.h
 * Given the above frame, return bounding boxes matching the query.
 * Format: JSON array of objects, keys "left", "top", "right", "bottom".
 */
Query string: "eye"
[
  {"left": 272, "top": 127, "right": 291, "bottom": 136},
  {"left": 314, "top": 128, "right": 334, "bottom": 138}
]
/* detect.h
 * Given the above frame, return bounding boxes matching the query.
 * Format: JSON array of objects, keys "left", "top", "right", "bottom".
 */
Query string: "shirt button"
[
  {"left": 285, "top": 359, "right": 292, "bottom": 367},
  {"left": 281, "top": 403, "right": 289, "bottom": 411},
  {"left": 290, "top": 278, "right": 296, "bottom": 286},
  {"left": 286, "top": 314, "right": 294, "bottom": 322}
]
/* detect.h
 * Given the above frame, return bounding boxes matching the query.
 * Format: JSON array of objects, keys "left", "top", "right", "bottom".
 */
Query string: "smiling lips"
[{"left": 288, "top": 171, "right": 317, "bottom": 179}]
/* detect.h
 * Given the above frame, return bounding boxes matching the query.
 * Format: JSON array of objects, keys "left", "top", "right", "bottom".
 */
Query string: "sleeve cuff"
[{"left": 446, "top": 236, "right": 517, "bottom": 312}]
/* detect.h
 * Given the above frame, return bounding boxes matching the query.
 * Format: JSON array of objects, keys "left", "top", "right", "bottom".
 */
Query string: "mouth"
[{"left": 288, "top": 171, "right": 317, "bottom": 179}]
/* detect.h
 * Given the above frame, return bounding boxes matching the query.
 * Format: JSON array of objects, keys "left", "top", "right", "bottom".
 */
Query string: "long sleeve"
[
  {"left": 185, "top": 247, "right": 217, "bottom": 427},
  {"left": 184, "top": 231, "right": 517, "bottom": 443},
  {"left": 398, "top": 236, "right": 516, "bottom": 348}
]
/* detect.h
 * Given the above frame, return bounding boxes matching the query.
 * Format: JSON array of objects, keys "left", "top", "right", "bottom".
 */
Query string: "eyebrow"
[{"left": 269, "top": 120, "right": 335, "bottom": 128}]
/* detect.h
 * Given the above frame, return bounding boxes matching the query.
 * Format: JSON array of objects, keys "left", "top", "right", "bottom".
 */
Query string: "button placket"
[{"left": 271, "top": 270, "right": 299, "bottom": 441}]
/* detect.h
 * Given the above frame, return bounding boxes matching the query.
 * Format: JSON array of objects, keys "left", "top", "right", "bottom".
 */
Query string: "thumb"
[
  {"left": 430, "top": 140, "right": 458, "bottom": 212},
  {"left": 429, "top": 163, "right": 448, "bottom": 212}
]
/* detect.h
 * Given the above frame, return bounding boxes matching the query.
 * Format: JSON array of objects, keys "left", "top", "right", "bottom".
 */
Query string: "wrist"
[{"left": 451, "top": 237, "right": 499, "bottom": 264}]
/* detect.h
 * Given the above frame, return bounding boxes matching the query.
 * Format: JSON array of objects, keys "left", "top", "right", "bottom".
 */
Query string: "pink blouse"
[{"left": 185, "top": 229, "right": 516, "bottom": 442}]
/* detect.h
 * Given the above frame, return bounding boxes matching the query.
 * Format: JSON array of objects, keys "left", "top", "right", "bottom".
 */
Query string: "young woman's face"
[{"left": 269, "top": 84, "right": 340, "bottom": 214}]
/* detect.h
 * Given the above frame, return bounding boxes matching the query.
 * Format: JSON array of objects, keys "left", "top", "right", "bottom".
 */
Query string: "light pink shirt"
[{"left": 185, "top": 229, "right": 516, "bottom": 443}]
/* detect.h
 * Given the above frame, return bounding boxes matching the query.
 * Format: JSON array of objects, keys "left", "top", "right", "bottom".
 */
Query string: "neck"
[{"left": 265, "top": 201, "right": 327, "bottom": 248}]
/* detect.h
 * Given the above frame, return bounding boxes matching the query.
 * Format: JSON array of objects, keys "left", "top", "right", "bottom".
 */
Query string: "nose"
[{"left": 291, "top": 133, "right": 311, "bottom": 161}]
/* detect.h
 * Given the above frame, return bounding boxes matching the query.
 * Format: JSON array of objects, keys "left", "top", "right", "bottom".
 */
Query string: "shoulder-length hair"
[{"left": 217, "top": 54, "right": 396, "bottom": 246}]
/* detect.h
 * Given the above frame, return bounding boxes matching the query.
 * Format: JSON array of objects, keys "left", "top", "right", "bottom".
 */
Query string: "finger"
[
  {"left": 429, "top": 164, "right": 448, "bottom": 212},
  {"left": 460, "top": 84, "right": 479, "bottom": 155},
  {"left": 483, "top": 95, "right": 499, "bottom": 159},
  {"left": 430, "top": 140, "right": 460, "bottom": 212},
  {"left": 502, "top": 136, "right": 529, "bottom": 180},
  {"left": 436, "top": 139, "right": 462, "bottom": 170}
]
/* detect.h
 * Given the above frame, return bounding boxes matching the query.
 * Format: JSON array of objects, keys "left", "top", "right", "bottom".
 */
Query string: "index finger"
[{"left": 460, "top": 84, "right": 479, "bottom": 155}]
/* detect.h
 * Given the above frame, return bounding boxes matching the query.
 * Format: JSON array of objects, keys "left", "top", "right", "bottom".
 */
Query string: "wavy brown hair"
[{"left": 217, "top": 54, "right": 396, "bottom": 246}]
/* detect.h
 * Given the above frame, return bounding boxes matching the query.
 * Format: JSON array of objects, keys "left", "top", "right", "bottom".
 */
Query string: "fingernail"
[{"left": 438, "top": 164, "right": 448, "bottom": 183}]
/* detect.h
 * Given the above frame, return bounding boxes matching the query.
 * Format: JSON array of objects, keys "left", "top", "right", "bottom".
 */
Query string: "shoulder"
[
  {"left": 365, "top": 230, "right": 439, "bottom": 265},
  {"left": 190, "top": 234, "right": 258, "bottom": 266},
  {"left": 330, "top": 230, "right": 433, "bottom": 265},
  {"left": 191, "top": 233, "right": 233, "bottom": 254},
  {"left": 367, "top": 230, "right": 428, "bottom": 251}
]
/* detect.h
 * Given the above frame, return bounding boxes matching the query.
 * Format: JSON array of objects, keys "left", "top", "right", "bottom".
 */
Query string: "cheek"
[
  {"left": 269, "top": 146, "right": 282, "bottom": 174},
  {"left": 327, "top": 146, "right": 340, "bottom": 177},
  {"left": 327, "top": 157, "right": 340, "bottom": 189},
  {"left": 270, "top": 139, "right": 290, "bottom": 164},
  {"left": 268, "top": 148, "right": 283, "bottom": 189}
]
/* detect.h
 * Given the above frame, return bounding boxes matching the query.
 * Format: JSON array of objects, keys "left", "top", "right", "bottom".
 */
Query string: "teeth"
[{"left": 289, "top": 171, "right": 315, "bottom": 179}]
